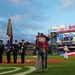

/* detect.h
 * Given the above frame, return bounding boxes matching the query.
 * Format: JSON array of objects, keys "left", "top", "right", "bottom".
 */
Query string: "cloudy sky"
[{"left": 0, "top": 0, "right": 75, "bottom": 43}]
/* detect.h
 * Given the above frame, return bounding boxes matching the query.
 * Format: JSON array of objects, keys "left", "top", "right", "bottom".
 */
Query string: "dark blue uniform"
[
  {"left": 13, "top": 42, "right": 19, "bottom": 63},
  {"left": 19, "top": 40, "right": 27, "bottom": 64},
  {"left": 6, "top": 47, "right": 11, "bottom": 63},
  {"left": 0, "top": 40, "right": 4, "bottom": 63}
]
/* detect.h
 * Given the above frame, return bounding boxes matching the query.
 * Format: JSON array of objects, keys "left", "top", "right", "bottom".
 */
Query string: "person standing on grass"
[
  {"left": 12, "top": 40, "right": 19, "bottom": 63},
  {"left": 44, "top": 34, "right": 50, "bottom": 69},
  {"left": 63, "top": 45, "right": 69, "bottom": 60},
  {"left": 19, "top": 40, "right": 27, "bottom": 64},
  {"left": 40, "top": 33, "right": 51, "bottom": 69},
  {"left": 35, "top": 33, "right": 46, "bottom": 72},
  {"left": 0, "top": 40, "right": 4, "bottom": 63},
  {"left": 6, "top": 36, "right": 12, "bottom": 63}
]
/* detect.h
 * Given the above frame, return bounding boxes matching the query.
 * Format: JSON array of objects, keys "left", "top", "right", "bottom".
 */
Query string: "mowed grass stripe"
[{"left": 0, "top": 55, "right": 75, "bottom": 75}]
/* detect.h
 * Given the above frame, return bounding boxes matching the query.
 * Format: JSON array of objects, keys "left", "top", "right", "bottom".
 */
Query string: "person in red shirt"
[{"left": 35, "top": 33, "right": 46, "bottom": 72}]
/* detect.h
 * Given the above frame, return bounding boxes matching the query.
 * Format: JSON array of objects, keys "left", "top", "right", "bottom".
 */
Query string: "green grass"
[
  {"left": 0, "top": 55, "right": 75, "bottom": 75},
  {"left": 28, "top": 55, "right": 75, "bottom": 75},
  {"left": 0, "top": 64, "right": 29, "bottom": 75}
]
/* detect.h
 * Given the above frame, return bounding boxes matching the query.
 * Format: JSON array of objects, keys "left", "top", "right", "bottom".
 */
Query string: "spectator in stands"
[
  {"left": 65, "top": 34, "right": 69, "bottom": 41},
  {"left": 63, "top": 46, "right": 69, "bottom": 60},
  {"left": 62, "top": 34, "right": 66, "bottom": 41},
  {"left": 69, "top": 33, "right": 73, "bottom": 40}
]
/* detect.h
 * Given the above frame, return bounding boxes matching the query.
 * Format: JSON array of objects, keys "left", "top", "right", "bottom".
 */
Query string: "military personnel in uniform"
[
  {"left": 0, "top": 40, "right": 4, "bottom": 63},
  {"left": 19, "top": 40, "right": 27, "bottom": 64},
  {"left": 6, "top": 47, "right": 11, "bottom": 63},
  {"left": 13, "top": 40, "right": 19, "bottom": 63},
  {"left": 6, "top": 36, "right": 12, "bottom": 63}
]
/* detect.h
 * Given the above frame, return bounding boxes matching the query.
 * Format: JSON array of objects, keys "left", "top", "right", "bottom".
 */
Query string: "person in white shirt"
[{"left": 63, "top": 46, "right": 69, "bottom": 60}]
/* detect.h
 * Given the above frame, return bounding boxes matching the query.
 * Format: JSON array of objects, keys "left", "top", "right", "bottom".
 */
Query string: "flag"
[{"left": 7, "top": 18, "right": 13, "bottom": 48}]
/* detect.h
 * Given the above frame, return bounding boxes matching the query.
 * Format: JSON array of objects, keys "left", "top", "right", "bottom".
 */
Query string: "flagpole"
[{"left": 7, "top": 18, "right": 13, "bottom": 50}]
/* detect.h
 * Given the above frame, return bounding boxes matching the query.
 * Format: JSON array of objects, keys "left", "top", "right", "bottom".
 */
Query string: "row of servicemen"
[{"left": 0, "top": 40, "right": 34, "bottom": 63}]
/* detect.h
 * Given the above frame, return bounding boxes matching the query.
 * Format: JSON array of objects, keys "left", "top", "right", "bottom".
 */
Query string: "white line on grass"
[
  {"left": 0, "top": 67, "right": 21, "bottom": 74},
  {"left": 14, "top": 66, "right": 36, "bottom": 75},
  {"left": 0, "top": 66, "right": 36, "bottom": 75},
  {"left": 25, "top": 60, "right": 31, "bottom": 62}
]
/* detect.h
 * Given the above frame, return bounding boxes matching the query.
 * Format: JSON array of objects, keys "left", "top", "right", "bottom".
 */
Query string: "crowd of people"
[{"left": 62, "top": 33, "right": 73, "bottom": 41}]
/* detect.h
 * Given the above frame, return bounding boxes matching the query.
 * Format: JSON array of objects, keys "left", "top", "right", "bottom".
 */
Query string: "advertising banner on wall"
[
  {"left": 69, "top": 25, "right": 75, "bottom": 30},
  {"left": 50, "top": 25, "right": 66, "bottom": 31}
]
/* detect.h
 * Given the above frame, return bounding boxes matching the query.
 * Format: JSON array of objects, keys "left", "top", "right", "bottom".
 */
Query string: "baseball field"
[{"left": 0, "top": 55, "right": 75, "bottom": 75}]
